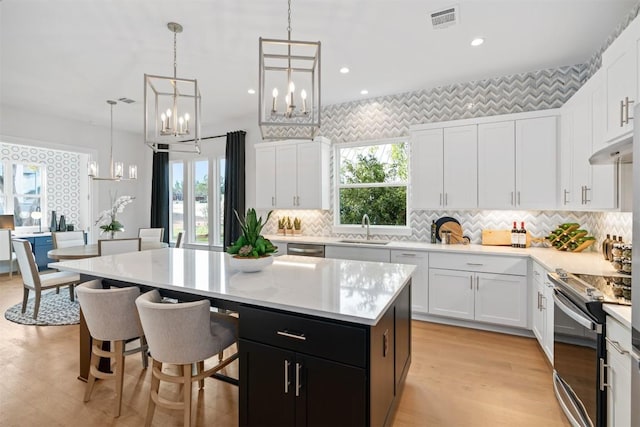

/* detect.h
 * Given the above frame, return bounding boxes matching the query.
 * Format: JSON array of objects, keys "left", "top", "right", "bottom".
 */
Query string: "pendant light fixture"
[
  {"left": 258, "top": 0, "right": 321, "bottom": 140},
  {"left": 144, "top": 22, "right": 201, "bottom": 153},
  {"left": 88, "top": 100, "right": 137, "bottom": 181}
]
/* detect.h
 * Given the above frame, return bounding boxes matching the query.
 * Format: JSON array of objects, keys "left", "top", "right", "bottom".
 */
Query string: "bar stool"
[
  {"left": 135, "top": 290, "right": 238, "bottom": 427},
  {"left": 76, "top": 280, "right": 148, "bottom": 417}
]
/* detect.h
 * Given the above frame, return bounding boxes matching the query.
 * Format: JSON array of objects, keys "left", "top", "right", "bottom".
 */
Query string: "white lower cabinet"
[
  {"left": 531, "top": 261, "right": 554, "bottom": 364},
  {"left": 606, "top": 316, "right": 631, "bottom": 427},
  {"left": 324, "top": 245, "right": 390, "bottom": 263},
  {"left": 428, "top": 253, "right": 528, "bottom": 329},
  {"left": 391, "top": 250, "right": 429, "bottom": 314}
]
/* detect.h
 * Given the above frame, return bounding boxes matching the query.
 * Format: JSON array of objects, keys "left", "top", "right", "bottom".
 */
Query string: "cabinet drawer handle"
[
  {"left": 399, "top": 253, "right": 416, "bottom": 257},
  {"left": 511, "top": 191, "right": 514, "bottom": 205},
  {"left": 517, "top": 191, "right": 521, "bottom": 205},
  {"left": 439, "top": 193, "right": 443, "bottom": 206},
  {"left": 383, "top": 329, "right": 389, "bottom": 357},
  {"left": 563, "top": 189, "right": 569, "bottom": 205},
  {"left": 284, "top": 360, "right": 291, "bottom": 394},
  {"left": 620, "top": 99, "right": 625, "bottom": 127},
  {"left": 295, "top": 362, "right": 302, "bottom": 397},
  {"left": 584, "top": 187, "right": 591, "bottom": 204},
  {"left": 470, "top": 276, "right": 473, "bottom": 290},
  {"left": 606, "top": 337, "right": 629, "bottom": 355},
  {"left": 600, "top": 357, "right": 610, "bottom": 391},
  {"left": 466, "top": 262, "right": 484, "bottom": 266},
  {"left": 444, "top": 193, "right": 448, "bottom": 206},
  {"left": 272, "top": 196, "right": 275, "bottom": 206},
  {"left": 277, "top": 330, "right": 307, "bottom": 341},
  {"left": 537, "top": 292, "right": 541, "bottom": 310},
  {"left": 625, "top": 97, "right": 634, "bottom": 124}
]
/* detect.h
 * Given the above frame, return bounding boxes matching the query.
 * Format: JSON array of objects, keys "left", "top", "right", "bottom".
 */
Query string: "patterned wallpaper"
[
  {"left": 262, "top": 5, "right": 640, "bottom": 254},
  {"left": 0, "top": 143, "right": 81, "bottom": 228}
]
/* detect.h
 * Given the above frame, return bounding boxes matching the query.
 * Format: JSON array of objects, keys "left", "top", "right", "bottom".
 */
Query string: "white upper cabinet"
[
  {"left": 255, "top": 137, "right": 330, "bottom": 210},
  {"left": 602, "top": 15, "right": 640, "bottom": 144},
  {"left": 515, "top": 116, "right": 558, "bottom": 209},
  {"left": 478, "top": 121, "right": 515, "bottom": 209},
  {"left": 411, "top": 126, "right": 477, "bottom": 209},
  {"left": 559, "top": 69, "right": 617, "bottom": 210},
  {"left": 478, "top": 116, "right": 557, "bottom": 209}
]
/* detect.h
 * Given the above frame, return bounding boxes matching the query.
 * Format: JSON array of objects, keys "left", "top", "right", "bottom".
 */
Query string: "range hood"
[{"left": 589, "top": 137, "right": 633, "bottom": 165}]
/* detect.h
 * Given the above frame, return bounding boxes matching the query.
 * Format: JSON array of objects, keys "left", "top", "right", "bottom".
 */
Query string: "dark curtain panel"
[
  {"left": 151, "top": 145, "right": 170, "bottom": 243},
  {"left": 223, "top": 131, "right": 246, "bottom": 249}
]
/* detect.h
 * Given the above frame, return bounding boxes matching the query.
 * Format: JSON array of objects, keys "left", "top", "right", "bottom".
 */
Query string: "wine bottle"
[
  {"left": 602, "top": 234, "right": 611, "bottom": 260},
  {"left": 519, "top": 221, "right": 527, "bottom": 248},
  {"left": 511, "top": 221, "right": 518, "bottom": 248},
  {"left": 430, "top": 220, "right": 437, "bottom": 244}
]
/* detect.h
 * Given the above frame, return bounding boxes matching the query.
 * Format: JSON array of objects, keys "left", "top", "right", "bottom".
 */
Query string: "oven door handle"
[{"left": 553, "top": 290, "right": 597, "bottom": 331}]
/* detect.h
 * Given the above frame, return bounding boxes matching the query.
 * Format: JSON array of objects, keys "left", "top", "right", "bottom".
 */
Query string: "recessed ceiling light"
[
  {"left": 340, "top": 67, "right": 350, "bottom": 74},
  {"left": 360, "top": 89, "right": 369, "bottom": 95},
  {"left": 470, "top": 37, "right": 484, "bottom": 47},
  {"left": 248, "top": 89, "right": 256, "bottom": 94}
]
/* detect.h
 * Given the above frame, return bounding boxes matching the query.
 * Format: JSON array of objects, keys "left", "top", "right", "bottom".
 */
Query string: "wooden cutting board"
[
  {"left": 482, "top": 229, "right": 531, "bottom": 247},
  {"left": 439, "top": 222, "right": 469, "bottom": 244}
]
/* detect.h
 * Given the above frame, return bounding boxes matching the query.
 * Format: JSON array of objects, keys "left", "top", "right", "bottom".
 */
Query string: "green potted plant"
[
  {"left": 277, "top": 217, "right": 286, "bottom": 235},
  {"left": 227, "top": 208, "right": 277, "bottom": 272},
  {"left": 293, "top": 217, "right": 302, "bottom": 235},
  {"left": 285, "top": 216, "right": 294, "bottom": 236}
]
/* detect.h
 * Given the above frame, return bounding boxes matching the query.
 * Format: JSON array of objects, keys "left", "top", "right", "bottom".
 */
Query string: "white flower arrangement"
[{"left": 94, "top": 193, "right": 135, "bottom": 235}]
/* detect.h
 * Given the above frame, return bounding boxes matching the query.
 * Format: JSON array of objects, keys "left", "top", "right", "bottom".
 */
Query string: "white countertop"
[
  {"left": 50, "top": 249, "right": 415, "bottom": 326},
  {"left": 604, "top": 304, "right": 632, "bottom": 329}
]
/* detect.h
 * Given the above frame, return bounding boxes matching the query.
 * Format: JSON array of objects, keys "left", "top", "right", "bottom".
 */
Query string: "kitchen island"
[{"left": 50, "top": 248, "right": 415, "bottom": 427}]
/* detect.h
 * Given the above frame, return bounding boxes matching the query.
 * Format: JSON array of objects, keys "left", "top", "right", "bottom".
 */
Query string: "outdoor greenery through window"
[
  {"left": 0, "top": 161, "right": 45, "bottom": 228},
  {"left": 337, "top": 139, "right": 408, "bottom": 226}
]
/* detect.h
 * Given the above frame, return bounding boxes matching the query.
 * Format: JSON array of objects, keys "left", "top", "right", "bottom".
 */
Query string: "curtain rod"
[{"left": 179, "top": 130, "right": 246, "bottom": 143}]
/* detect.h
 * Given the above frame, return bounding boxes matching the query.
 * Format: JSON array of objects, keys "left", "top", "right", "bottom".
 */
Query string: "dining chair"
[
  {"left": 98, "top": 238, "right": 141, "bottom": 256},
  {"left": 76, "top": 280, "right": 148, "bottom": 417},
  {"left": 175, "top": 231, "right": 183, "bottom": 248},
  {"left": 12, "top": 239, "right": 80, "bottom": 319},
  {"left": 52, "top": 230, "right": 85, "bottom": 249},
  {"left": 0, "top": 229, "right": 16, "bottom": 278},
  {"left": 138, "top": 228, "right": 164, "bottom": 243},
  {"left": 135, "top": 290, "right": 239, "bottom": 427}
]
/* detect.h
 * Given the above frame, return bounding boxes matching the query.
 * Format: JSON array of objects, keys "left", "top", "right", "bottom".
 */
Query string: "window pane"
[
  {"left": 171, "top": 162, "right": 184, "bottom": 241},
  {"left": 194, "top": 160, "right": 208, "bottom": 243},
  {"left": 339, "top": 143, "right": 407, "bottom": 184},
  {"left": 339, "top": 187, "right": 407, "bottom": 226},
  {"left": 219, "top": 158, "right": 226, "bottom": 245},
  {"left": 14, "top": 196, "right": 41, "bottom": 227},
  {"left": 13, "top": 163, "right": 42, "bottom": 195}
]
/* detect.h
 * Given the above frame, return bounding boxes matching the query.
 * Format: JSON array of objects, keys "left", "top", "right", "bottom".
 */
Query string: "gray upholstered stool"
[
  {"left": 135, "top": 289, "right": 238, "bottom": 427},
  {"left": 76, "top": 280, "right": 148, "bottom": 417}
]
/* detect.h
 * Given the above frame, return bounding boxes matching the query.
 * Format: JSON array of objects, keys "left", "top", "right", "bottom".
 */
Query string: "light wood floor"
[{"left": 0, "top": 276, "right": 570, "bottom": 427}]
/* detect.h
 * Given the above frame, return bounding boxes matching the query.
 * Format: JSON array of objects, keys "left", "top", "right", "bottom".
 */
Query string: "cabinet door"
[
  {"left": 477, "top": 121, "right": 515, "bottom": 209},
  {"left": 239, "top": 340, "right": 296, "bottom": 427},
  {"left": 475, "top": 273, "right": 527, "bottom": 328},
  {"left": 531, "top": 270, "right": 545, "bottom": 344},
  {"left": 607, "top": 344, "right": 632, "bottom": 427},
  {"left": 324, "top": 246, "right": 390, "bottom": 262},
  {"left": 255, "top": 146, "right": 277, "bottom": 209},
  {"left": 391, "top": 250, "right": 428, "bottom": 314},
  {"left": 571, "top": 97, "right": 592, "bottom": 208},
  {"left": 411, "top": 129, "right": 444, "bottom": 209},
  {"left": 296, "top": 142, "right": 325, "bottom": 209},
  {"left": 33, "top": 236, "right": 54, "bottom": 271},
  {"left": 275, "top": 145, "right": 298, "bottom": 209},
  {"left": 297, "top": 353, "right": 367, "bottom": 427},
  {"left": 559, "top": 104, "right": 574, "bottom": 207},
  {"left": 443, "top": 125, "right": 477, "bottom": 209},
  {"left": 604, "top": 34, "right": 635, "bottom": 142},
  {"left": 370, "top": 303, "right": 395, "bottom": 427},
  {"left": 515, "top": 116, "right": 557, "bottom": 209},
  {"left": 428, "top": 268, "right": 474, "bottom": 321},
  {"left": 542, "top": 278, "right": 554, "bottom": 364}
]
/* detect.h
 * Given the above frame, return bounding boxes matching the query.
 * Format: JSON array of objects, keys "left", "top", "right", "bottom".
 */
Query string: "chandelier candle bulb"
[
  {"left": 272, "top": 88, "right": 278, "bottom": 112},
  {"left": 114, "top": 162, "right": 124, "bottom": 178},
  {"left": 301, "top": 89, "right": 307, "bottom": 113},
  {"left": 88, "top": 161, "right": 98, "bottom": 177},
  {"left": 129, "top": 165, "right": 137, "bottom": 180}
]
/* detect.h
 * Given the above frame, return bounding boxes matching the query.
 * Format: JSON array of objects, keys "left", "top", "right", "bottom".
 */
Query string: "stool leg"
[
  {"left": 197, "top": 361, "right": 204, "bottom": 390},
  {"left": 145, "top": 359, "right": 161, "bottom": 427},
  {"left": 84, "top": 339, "right": 101, "bottom": 402},
  {"left": 114, "top": 340, "right": 125, "bottom": 417},
  {"left": 183, "top": 363, "right": 192, "bottom": 427}
]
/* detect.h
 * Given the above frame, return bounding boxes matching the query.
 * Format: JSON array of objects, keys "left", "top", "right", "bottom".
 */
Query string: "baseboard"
[{"left": 412, "top": 313, "right": 535, "bottom": 338}]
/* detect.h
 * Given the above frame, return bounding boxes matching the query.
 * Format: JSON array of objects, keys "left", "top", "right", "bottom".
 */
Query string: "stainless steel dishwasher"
[{"left": 286, "top": 242, "right": 325, "bottom": 257}]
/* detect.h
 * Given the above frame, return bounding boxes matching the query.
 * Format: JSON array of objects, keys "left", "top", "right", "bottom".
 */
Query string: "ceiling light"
[
  {"left": 88, "top": 100, "right": 137, "bottom": 181},
  {"left": 248, "top": 89, "right": 256, "bottom": 95},
  {"left": 144, "top": 22, "right": 201, "bottom": 154},
  {"left": 340, "top": 67, "right": 350, "bottom": 74},
  {"left": 360, "top": 89, "right": 369, "bottom": 95},
  {"left": 258, "top": 0, "right": 321, "bottom": 140},
  {"left": 470, "top": 37, "right": 484, "bottom": 47}
]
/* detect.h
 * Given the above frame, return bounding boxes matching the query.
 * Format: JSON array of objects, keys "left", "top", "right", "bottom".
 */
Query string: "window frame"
[
  {"left": 333, "top": 137, "right": 411, "bottom": 236},
  {"left": 1, "top": 160, "right": 47, "bottom": 231}
]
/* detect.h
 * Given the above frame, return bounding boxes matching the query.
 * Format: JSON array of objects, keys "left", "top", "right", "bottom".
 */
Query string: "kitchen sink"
[{"left": 338, "top": 239, "right": 390, "bottom": 245}]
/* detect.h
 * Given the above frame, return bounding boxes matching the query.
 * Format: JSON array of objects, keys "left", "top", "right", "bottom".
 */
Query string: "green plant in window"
[{"left": 227, "top": 208, "right": 277, "bottom": 258}]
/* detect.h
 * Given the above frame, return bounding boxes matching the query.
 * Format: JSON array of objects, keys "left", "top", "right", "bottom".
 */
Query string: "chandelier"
[
  {"left": 259, "top": 0, "right": 321, "bottom": 140},
  {"left": 144, "top": 22, "right": 201, "bottom": 154},
  {"left": 88, "top": 100, "right": 137, "bottom": 181}
]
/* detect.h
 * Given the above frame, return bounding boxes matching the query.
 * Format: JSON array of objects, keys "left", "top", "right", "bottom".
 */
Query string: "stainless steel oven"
[
  {"left": 286, "top": 243, "right": 325, "bottom": 258},
  {"left": 549, "top": 271, "right": 631, "bottom": 427}
]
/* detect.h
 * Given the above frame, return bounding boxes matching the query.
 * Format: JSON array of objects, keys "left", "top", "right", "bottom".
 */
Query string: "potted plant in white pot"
[{"left": 226, "top": 208, "right": 278, "bottom": 272}]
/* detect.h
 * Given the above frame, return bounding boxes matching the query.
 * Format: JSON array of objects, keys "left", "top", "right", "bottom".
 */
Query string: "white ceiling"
[{"left": 0, "top": 0, "right": 636, "bottom": 135}]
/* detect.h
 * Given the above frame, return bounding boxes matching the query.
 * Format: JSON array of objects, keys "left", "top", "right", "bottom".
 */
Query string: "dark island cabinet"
[
  {"left": 238, "top": 281, "right": 411, "bottom": 427},
  {"left": 23, "top": 235, "right": 54, "bottom": 271}
]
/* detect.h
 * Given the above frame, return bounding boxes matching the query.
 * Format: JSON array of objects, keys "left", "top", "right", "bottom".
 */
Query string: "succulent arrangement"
[{"left": 227, "top": 208, "right": 277, "bottom": 258}]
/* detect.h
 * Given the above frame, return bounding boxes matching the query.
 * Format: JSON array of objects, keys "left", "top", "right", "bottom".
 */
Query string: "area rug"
[{"left": 4, "top": 290, "right": 79, "bottom": 326}]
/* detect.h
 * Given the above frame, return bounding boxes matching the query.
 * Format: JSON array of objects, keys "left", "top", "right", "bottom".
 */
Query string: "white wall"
[{"left": 0, "top": 104, "right": 153, "bottom": 242}]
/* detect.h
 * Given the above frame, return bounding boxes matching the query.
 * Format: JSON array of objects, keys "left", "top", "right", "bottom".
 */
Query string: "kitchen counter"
[
  {"left": 604, "top": 304, "right": 632, "bottom": 329},
  {"left": 267, "top": 235, "right": 622, "bottom": 276}
]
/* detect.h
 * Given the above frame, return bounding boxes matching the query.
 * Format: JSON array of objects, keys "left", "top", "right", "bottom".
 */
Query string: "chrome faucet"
[{"left": 361, "top": 214, "right": 371, "bottom": 240}]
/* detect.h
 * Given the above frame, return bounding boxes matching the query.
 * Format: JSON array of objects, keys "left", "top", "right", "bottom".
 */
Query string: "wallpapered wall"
[
  {"left": 263, "top": 4, "right": 640, "bottom": 251},
  {"left": 0, "top": 143, "right": 81, "bottom": 229}
]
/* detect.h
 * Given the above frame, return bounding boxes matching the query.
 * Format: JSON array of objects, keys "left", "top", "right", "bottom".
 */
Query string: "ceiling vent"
[{"left": 430, "top": 5, "right": 458, "bottom": 29}]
